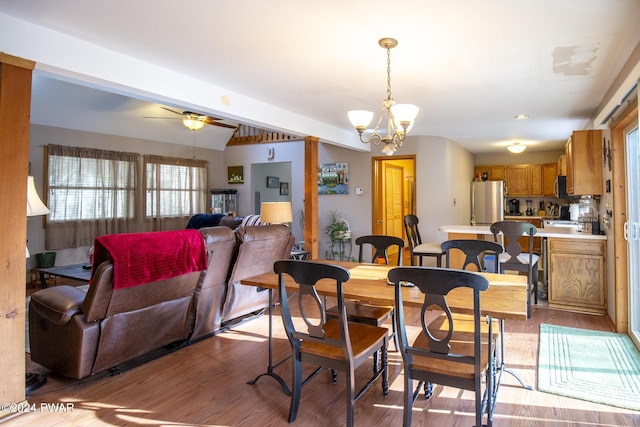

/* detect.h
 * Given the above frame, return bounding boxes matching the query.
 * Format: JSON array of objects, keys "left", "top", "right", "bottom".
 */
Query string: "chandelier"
[{"left": 348, "top": 38, "right": 419, "bottom": 156}]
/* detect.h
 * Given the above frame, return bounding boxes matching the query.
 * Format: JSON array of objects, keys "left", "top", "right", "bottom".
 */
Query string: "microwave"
[{"left": 554, "top": 176, "right": 570, "bottom": 198}]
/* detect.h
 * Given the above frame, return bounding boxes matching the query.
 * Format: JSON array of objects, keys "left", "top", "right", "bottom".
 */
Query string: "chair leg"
[
  {"left": 381, "top": 343, "right": 389, "bottom": 396},
  {"left": 346, "top": 367, "right": 356, "bottom": 427},
  {"left": 288, "top": 359, "right": 303, "bottom": 423},
  {"left": 533, "top": 267, "right": 539, "bottom": 305},
  {"left": 391, "top": 310, "right": 399, "bottom": 352},
  {"left": 403, "top": 376, "right": 413, "bottom": 427}
]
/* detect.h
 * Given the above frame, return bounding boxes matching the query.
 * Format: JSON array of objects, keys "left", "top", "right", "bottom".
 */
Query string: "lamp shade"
[
  {"left": 27, "top": 176, "right": 50, "bottom": 217},
  {"left": 260, "top": 201, "right": 293, "bottom": 224},
  {"left": 347, "top": 110, "right": 374, "bottom": 129}
]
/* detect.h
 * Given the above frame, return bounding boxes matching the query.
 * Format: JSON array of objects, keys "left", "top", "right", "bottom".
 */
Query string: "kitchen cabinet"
[
  {"left": 548, "top": 238, "right": 606, "bottom": 314},
  {"left": 542, "top": 163, "right": 557, "bottom": 196},
  {"left": 474, "top": 165, "right": 505, "bottom": 181},
  {"left": 529, "top": 164, "right": 543, "bottom": 196},
  {"left": 557, "top": 154, "right": 566, "bottom": 176},
  {"left": 506, "top": 165, "right": 529, "bottom": 195},
  {"left": 565, "top": 130, "right": 603, "bottom": 196}
]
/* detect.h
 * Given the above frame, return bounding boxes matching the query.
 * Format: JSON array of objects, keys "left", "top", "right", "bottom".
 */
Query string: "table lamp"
[{"left": 260, "top": 201, "right": 292, "bottom": 225}]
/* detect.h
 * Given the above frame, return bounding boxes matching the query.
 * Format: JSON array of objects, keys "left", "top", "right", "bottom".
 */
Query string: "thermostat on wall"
[{"left": 355, "top": 187, "right": 364, "bottom": 195}]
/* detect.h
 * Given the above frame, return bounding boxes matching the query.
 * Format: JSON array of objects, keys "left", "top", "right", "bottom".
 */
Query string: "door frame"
[{"left": 371, "top": 155, "right": 416, "bottom": 239}]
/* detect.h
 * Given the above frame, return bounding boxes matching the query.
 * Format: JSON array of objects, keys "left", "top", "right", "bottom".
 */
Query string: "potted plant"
[{"left": 324, "top": 210, "right": 352, "bottom": 260}]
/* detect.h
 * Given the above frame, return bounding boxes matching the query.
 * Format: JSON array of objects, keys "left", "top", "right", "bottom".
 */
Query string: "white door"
[{"left": 625, "top": 123, "right": 640, "bottom": 348}]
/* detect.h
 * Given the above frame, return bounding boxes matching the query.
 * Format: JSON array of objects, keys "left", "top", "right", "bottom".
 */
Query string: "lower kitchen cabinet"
[{"left": 548, "top": 238, "right": 606, "bottom": 314}]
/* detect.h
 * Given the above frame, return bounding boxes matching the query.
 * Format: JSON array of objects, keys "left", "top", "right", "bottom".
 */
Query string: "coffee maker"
[{"left": 508, "top": 199, "right": 520, "bottom": 215}]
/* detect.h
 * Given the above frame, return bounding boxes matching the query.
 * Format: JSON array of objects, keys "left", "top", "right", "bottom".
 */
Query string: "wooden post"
[
  {"left": 304, "top": 136, "right": 319, "bottom": 259},
  {"left": 0, "top": 52, "right": 34, "bottom": 414}
]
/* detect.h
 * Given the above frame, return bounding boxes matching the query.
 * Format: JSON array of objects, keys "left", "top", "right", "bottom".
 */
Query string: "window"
[
  {"left": 46, "top": 145, "right": 139, "bottom": 249},
  {"left": 144, "top": 155, "right": 208, "bottom": 225}
]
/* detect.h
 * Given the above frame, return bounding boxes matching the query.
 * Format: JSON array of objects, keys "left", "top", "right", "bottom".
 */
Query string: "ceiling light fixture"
[
  {"left": 182, "top": 115, "right": 205, "bottom": 131},
  {"left": 507, "top": 141, "right": 527, "bottom": 153},
  {"left": 348, "top": 38, "right": 419, "bottom": 156},
  {"left": 514, "top": 114, "right": 529, "bottom": 120}
]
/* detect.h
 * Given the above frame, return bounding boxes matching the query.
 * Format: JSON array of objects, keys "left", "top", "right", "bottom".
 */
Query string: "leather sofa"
[{"left": 29, "top": 225, "right": 294, "bottom": 379}]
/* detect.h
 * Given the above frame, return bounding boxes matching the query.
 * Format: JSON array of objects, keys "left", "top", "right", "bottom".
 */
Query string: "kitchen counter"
[{"left": 438, "top": 224, "right": 607, "bottom": 240}]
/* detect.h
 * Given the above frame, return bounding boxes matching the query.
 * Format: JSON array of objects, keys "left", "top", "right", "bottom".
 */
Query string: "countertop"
[{"left": 438, "top": 224, "right": 607, "bottom": 240}]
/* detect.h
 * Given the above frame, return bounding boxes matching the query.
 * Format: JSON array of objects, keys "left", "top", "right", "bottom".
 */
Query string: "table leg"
[
  {"left": 497, "top": 319, "right": 533, "bottom": 390},
  {"left": 247, "top": 288, "right": 292, "bottom": 396},
  {"left": 38, "top": 272, "right": 48, "bottom": 289}
]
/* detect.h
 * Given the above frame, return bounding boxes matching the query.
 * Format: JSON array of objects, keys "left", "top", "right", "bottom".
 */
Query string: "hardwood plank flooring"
[{"left": 8, "top": 298, "right": 640, "bottom": 426}]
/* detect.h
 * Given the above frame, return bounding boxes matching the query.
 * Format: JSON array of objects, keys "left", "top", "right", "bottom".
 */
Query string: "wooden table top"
[{"left": 241, "top": 260, "right": 528, "bottom": 321}]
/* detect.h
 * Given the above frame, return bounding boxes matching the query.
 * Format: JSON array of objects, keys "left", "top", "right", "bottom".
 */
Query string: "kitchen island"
[{"left": 438, "top": 224, "right": 608, "bottom": 314}]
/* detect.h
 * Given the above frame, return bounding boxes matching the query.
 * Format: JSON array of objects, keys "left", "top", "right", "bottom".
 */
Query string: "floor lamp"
[{"left": 25, "top": 176, "right": 50, "bottom": 393}]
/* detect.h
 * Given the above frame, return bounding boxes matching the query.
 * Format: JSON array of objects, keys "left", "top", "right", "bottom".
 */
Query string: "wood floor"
[{"left": 8, "top": 295, "right": 640, "bottom": 426}]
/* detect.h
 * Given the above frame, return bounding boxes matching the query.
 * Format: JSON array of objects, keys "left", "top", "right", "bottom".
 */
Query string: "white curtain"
[
  {"left": 45, "top": 145, "right": 139, "bottom": 249},
  {"left": 144, "top": 155, "right": 209, "bottom": 231}
]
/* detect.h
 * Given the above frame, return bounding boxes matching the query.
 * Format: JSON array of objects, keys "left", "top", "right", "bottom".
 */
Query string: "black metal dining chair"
[
  {"left": 388, "top": 266, "right": 498, "bottom": 427},
  {"left": 404, "top": 214, "right": 445, "bottom": 267},
  {"left": 490, "top": 220, "right": 539, "bottom": 318},
  {"left": 327, "top": 235, "right": 403, "bottom": 356},
  {"left": 441, "top": 239, "right": 504, "bottom": 273},
  {"left": 274, "top": 260, "right": 389, "bottom": 427}
]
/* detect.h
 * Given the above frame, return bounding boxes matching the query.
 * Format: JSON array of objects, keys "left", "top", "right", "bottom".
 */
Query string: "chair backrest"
[
  {"left": 403, "top": 214, "right": 422, "bottom": 251},
  {"left": 388, "top": 266, "right": 489, "bottom": 374},
  {"left": 355, "top": 234, "right": 405, "bottom": 265},
  {"left": 274, "top": 260, "right": 352, "bottom": 359},
  {"left": 489, "top": 220, "right": 537, "bottom": 268},
  {"left": 441, "top": 239, "right": 503, "bottom": 272}
]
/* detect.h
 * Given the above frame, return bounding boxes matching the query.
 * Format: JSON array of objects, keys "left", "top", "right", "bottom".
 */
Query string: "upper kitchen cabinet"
[
  {"left": 506, "top": 165, "right": 529, "bottom": 195},
  {"left": 542, "top": 163, "right": 558, "bottom": 196},
  {"left": 474, "top": 165, "right": 505, "bottom": 181},
  {"left": 557, "top": 154, "right": 566, "bottom": 176},
  {"left": 565, "top": 130, "right": 603, "bottom": 196}
]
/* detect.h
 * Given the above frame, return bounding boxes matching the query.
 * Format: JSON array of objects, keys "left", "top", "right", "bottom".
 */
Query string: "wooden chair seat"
[
  {"left": 410, "top": 332, "right": 491, "bottom": 380},
  {"left": 327, "top": 299, "right": 393, "bottom": 325},
  {"left": 300, "top": 319, "right": 389, "bottom": 361}
]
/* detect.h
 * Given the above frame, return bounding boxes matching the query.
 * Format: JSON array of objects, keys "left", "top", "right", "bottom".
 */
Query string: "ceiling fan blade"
[
  {"left": 160, "top": 106, "right": 185, "bottom": 116},
  {"left": 206, "top": 121, "right": 238, "bottom": 129}
]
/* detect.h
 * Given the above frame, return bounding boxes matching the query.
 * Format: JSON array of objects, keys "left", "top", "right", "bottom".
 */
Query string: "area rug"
[{"left": 538, "top": 323, "right": 640, "bottom": 411}]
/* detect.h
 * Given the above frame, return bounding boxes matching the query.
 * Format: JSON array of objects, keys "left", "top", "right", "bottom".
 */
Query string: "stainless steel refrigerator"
[{"left": 470, "top": 180, "right": 505, "bottom": 225}]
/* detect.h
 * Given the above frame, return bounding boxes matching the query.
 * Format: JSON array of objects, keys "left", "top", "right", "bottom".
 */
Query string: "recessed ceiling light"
[{"left": 514, "top": 114, "right": 529, "bottom": 120}]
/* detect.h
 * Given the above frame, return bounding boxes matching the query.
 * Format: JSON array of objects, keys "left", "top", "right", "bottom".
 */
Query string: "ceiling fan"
[{"left": 144, "top": 107, "right": 237, "bottom": 131}]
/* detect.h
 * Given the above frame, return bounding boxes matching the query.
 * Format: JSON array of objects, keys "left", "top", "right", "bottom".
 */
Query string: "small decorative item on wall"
[
  {"left": 280, "top": 182, "right": 289, "bottom": 196},
  {"left": 227, "top": 166, "right": 244, "bottom": 184},
  {"left": 318, "top": 162, "right": 349, "bottom": 195},
  {"left": 266, "top": 176, "right": 280, "bottom": 188}
]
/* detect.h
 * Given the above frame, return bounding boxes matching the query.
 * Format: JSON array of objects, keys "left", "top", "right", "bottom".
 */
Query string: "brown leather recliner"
[
  {"left": 189, "top": 226, "right": 238, "bottom": 342},
  {"left": 221, "top": 225, "right": 294, "bottom": 324}
]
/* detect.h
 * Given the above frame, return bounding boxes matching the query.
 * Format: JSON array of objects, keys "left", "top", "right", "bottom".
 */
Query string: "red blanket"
[{"left": 92, "top": 229, "right": 207, "bottom": 290}]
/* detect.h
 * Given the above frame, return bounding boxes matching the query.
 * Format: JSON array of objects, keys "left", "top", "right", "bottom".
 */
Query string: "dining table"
[{"left": 241, "top": 259, "right": 531, "bottom": 395}]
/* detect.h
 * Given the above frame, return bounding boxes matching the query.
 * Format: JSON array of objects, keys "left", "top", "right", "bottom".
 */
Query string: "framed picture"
[
  {"left": 266, "top": 176, "right": 280, "bottom": 188},
  {"left": 279, "top": 182, "right": 289, "bottom": 196},
  {"left": 318, "top": 162, "right": 349, "bottom": 195},
  {"left": 227, "top": 166, "right": 244, "bottom": 184}
]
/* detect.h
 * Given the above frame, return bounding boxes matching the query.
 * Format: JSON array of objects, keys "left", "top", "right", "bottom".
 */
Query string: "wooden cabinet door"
[
  {"left": 529, "top": 165, "right": 543, "bottom": 196},
  {"left": 489, "top": 166, "right": 505, "bottom": 181},
  {"left": 565, "top": 137, "right": 574, "bottom": 194},
  {"left": 557, "top": 154, "right": 566, "bottom": 176},
  {"left": 506, "top": 165, "right": 529, "bottom": 195},
  {"left": 548, "top": 238, "right": 606, "bottom": 313},
  {"left": 542, "top": 163, "right": 557, "bottom": 196},
  {"left": 571, "top": 130, "right": 603, "bottom": 195}
]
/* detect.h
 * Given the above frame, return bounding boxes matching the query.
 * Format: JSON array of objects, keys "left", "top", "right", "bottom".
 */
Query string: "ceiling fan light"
[
  {"left": 348, "top": 110, "right": 374, "bottom": 130},
  {"left": 507, "top": 142, "right": 527, "bottom": 153},
  {"left": 183, "top": 118, "right": 205, "bottom": 131}
]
